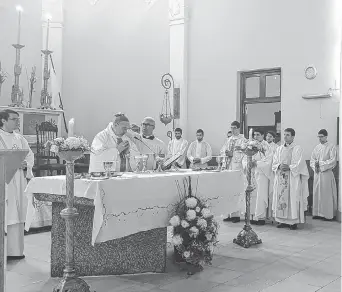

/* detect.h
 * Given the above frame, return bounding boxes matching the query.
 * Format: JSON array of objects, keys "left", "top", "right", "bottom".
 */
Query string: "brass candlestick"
[
  {"left": 53, "top": 151, "right": 91, "bottom": 292},
  {"left": 233, "top": 152, "right": 262, "bottom": 248}
]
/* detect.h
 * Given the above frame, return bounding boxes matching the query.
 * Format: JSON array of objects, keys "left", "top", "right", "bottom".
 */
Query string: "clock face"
[{"left": 305, "top": 66, "right": 317, "bottom": 80}]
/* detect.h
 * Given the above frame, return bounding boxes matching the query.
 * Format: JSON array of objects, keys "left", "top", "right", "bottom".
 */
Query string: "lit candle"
[
  {"left": 45, "top": 14, "right": 52, "bottom": 50},
  {"left": 16, "top": 6, "right": 23, "bottom": 44},
  {"left": 68, "top": 118, "right": 74, "bottom": 137},
  {"left": 249, "top": 128, "right": 253, "bottom": 140}
]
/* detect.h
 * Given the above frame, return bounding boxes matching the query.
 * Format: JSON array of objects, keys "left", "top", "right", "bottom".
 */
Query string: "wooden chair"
[
  {"left": 74, "top": 153, "right": 90, "bottom": 173},
  {"left": 34, "top": 121, "right": 66, "bottom": 176}
]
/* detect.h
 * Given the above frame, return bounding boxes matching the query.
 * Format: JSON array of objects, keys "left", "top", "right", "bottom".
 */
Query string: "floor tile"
[
  {"left": 191, "top": 267, "right": 242, "bottom": 284},
  {"left": 317, "top": 278, "right": 342, "bottom": 292},
  {"left": 261, "top": 279, "right": 320, "bottom": 292},
  {"left": 159, "top": 278, "right": 218, "bottom": 292},
  {"left": 217, "top": 258, "right": 268, "bottom": 272}
]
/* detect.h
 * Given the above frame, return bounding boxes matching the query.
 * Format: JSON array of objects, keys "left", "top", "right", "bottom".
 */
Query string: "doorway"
[{"left": 239, "top": 68, "right": 281, "bottom": 142}]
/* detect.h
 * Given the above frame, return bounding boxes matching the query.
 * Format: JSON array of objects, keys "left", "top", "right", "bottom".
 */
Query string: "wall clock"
[{"left": 304, "top": 65, "right": 317, "bottom": 80}]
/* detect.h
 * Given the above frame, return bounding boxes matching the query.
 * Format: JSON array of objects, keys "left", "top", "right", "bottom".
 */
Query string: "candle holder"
[
  {"left": 53, "top": 150, "right": 91, "bottom": 292},
  {"left": 233, "top": 146, "right": 262, "bottom": 248}
]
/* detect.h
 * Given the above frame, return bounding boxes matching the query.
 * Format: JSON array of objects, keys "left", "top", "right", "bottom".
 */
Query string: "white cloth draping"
[{"left": 25, "top": 170, "right": 244, "bottom": 245}]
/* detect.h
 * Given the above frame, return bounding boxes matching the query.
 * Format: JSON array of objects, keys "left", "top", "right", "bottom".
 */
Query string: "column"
[{"left": 169, "top": 0, "right": 188, "bottom": 139}]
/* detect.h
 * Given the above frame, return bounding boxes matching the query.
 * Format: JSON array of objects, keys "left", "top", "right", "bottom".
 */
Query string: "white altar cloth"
[{"left": 25, "top": 170, "right": 244, "bottom": 245}]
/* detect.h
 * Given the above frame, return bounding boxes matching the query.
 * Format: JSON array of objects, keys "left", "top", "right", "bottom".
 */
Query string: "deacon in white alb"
[
  {"left": 187, "top": 129, "right": 212, "bottom": 169},
  {"left": 89, "top": 113, "right": 139, "bottom": 173},
  {"left": 0, "top": 109, "right": 34, "bottom": 260},
  {"left": 272, "top": 128, "right": 309, "bottom": 230},
  {"left": 310, "top": 129, "right": 337, "bottom": 221},
  {"left": 166, "top": 128, "right": 188, "bottom": 168}
]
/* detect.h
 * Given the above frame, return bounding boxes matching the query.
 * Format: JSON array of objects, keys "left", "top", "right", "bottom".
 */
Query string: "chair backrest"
[{"left": 36, "top": 121, "right": 59, "bottom": 161}]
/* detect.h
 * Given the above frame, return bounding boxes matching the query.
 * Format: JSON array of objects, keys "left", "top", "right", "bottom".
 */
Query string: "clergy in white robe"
[
  {"left": 187, "top": 129, "right": 212, "bottom": 169},
  {"left": 272, "top": 128, "right": 309, "bottom": 230},
  {"left": 242, "top": 130, "right": 272, "bottom": 225},
  {"left": 89, "top": 113, "right": 139, "bottom": 173},
  {"left": 0, "top": 109, "right": 34, "bottom": 259},
  {"left": 310, "top": 129, "right": 337, "bottom": 220},
  {"left": 221, "top": 121, "right": 247, "bottom": 223},
  {"left": 266, "top": 131, "right": 278, "bottom": 219},
  {"left": 166, "top": 128, "right": 188, "bottom": 168},
  {"left": 126, "top": 117, "right": 166, "bottom": 171}
]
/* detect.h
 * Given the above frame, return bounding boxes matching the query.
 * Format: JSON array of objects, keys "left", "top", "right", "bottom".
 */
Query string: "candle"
[
  {"left": 68, "top": 118, "right": 75, "bottom": 137},
  {"left": 249, "top": 128, "right": 253, "bottom": 140},
  {"left": 45, "top": 15, "right": 52, "bottom": 50},
  {"left": 16, "top": 6, "right": 23, "bottom": 44}
]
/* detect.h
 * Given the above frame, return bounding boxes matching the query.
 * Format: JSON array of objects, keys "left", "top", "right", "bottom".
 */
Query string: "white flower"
[
  {"left": 172, "top": 234, "right": 183, "bottom": 246},
  {"left": 181, "top": 220, "right": 189, "bottom": 228},
  {"left": 186, "top": 210, "right": 197, "bottom": 221},
  {"left": 65, "top": 137, "right": 81, "bottom": 149},
  {"left": 169, "top": 215, "right": 180, "bottom": 227},
  {"left": 205, "top": 233, "right": 213, "bottom": 241},
  {"left": 195, "top": 207, "right": 201, "bottom": 213},
  {"left": 183, "top": 251, "right": 190, "bottom": 258},
  {"left": 189, "top": 226, "right": 199, "bottom": 238},
  {"left": 201, "top": 208, "right": 211, "bottom": 218},
  {"left": 185, "top": 197, "right": 197, "bottom": 209},
  {"left": 197, "top": 218, "right": 208, "bottom": 229},
  {"left": 50, "top": 145, "right": 59, "bottom": 153}
]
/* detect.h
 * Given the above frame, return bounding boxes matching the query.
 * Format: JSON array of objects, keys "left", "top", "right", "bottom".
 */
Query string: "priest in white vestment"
[
  {"left": 89, "top": 113, "right": 139, "bottom": 173},
  {"left": 221, "top": 121, "right": 247, "bottom": 223},
  {"left": 166, "top": 128, "right": 188, "bottom": 168},
  {"left": 242, "top": 129, "right": 272, "bottom": 225},
  {"left": 187, "top": 129, "right": 212, "bottom": 169},
  {"left": 0, "top": 109, "right": 34, "bottom": 260},
  {"left": 310, "top": 129, "right": 337, "bottom": 220},
  {"left": 266, "top": 131, "right": 278, "bottom": 219},
  {"left": 272, "top": 128, "right": 309, "bottom": 230},
  {"left": 126, "top": 117, "right": 166, "bottom": 171}
]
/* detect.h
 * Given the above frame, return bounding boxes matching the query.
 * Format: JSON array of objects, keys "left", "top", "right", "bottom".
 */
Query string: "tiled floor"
[{"left": 6, "top": 217, "right": 341, "bottom": 292}]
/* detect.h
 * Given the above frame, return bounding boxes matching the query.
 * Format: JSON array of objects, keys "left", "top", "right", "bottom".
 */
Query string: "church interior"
[{"left": 0, "top": 0, "right": 341, "bottom": 291}]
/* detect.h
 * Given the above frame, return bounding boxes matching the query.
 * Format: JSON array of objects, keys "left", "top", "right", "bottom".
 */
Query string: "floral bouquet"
[
  {"left": 45, "top": 136, "right": 91, "bottom": 161},
  {"left": 169, "top": 177, "right": 219, "bottom": 272},
  {"left": 235, "top": 140, "right": 265, "bottom": 157}
]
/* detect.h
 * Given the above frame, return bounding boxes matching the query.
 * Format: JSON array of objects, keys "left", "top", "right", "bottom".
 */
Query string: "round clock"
[{"left": 305, "top": 65, "right": 317, "bottom": 80}]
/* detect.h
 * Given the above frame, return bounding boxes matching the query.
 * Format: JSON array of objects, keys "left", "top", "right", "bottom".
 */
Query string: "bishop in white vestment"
[
  {"left": 242, "top": 130, "right": 272, "bottom": 225},
  {"left": 221, "top": 121, "right": 247, "bottom": 223},
  {"left": 0, "top": 110, "right": 34, "bottom": 259},
  {"left": 166, "top": 128, "right": 188, "bottom": 168},
  {"left": 89, "top": 113, "right": 139, "bottom": 173},
  {"left": 310, "top": 129, "right": 337, "bottom": 220},
  {"left": 187, "top": 129, "right": 212, "bottom": 169},
  {"left": 272, "top": 128, "right": 309, "bottom": 230}
]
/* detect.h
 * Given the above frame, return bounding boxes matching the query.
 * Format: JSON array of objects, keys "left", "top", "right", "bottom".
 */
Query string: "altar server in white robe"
[
  {"left": 126, "top": 117, "right": 166, "bottom": 170},
  {"left": 242, "top": 129, "right": 272, "bottom": 225},
  {"left": 187, "top": 129, "right": 212, "bottom": 169},
  {"left": 0, "top": 109, "right": 34, "bottom": 260},
  {"left": 310, "top": 129, "right": 337, "bottom": 221},
  {"left": 166, "top": 128, "right": 188, "bottom": 168},
  {"left": 221, "top": 121, "right": 247, "bottom": 223},
  {"left": 89, "top": 113, "right": 139, "bottom": 173},
  {"left": 266, "top": 131, "right": 278, "bottom": 219},
  {"left": 272, "top": 128, "right": 309, "bottom": 230}
]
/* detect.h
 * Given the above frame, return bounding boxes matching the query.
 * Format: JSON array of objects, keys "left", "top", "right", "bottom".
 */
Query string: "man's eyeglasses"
[
  {"left": 230, "top": 126, "right": 237, "bottom": 129},
  {"left": 142, "top": 123, "right": 153, "bottom": 127},
  {"left": 318, "top": 135, "right": 325, "bottom": 138}
]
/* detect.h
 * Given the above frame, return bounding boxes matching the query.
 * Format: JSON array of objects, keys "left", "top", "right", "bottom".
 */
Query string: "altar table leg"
[{"left": 51, "top": 202, "right": 167, "bottom": 277}]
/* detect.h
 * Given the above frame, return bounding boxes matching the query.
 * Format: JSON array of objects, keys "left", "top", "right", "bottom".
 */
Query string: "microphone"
[{"left": 134, "top": 136, "right": 157, "bottom": 155}]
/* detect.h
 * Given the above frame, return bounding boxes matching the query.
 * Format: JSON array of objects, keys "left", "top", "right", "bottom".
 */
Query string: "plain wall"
[
  {"left": 0, "top": 0, "right": 42, "bottom": 108},
  {"left": 62, "top": 0, "right": 170, "bottom": 142},
  {"left": 187, "top": 0, "right": 341, "bottom": 158}
]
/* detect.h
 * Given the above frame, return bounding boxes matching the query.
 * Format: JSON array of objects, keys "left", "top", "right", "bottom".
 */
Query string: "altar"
[{"left": 25, "top": 170, "right": 244, "bottom": 277}]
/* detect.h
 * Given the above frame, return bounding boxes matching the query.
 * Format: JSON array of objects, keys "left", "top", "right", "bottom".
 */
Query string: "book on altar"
[
  {"left": 163, "top": 153, "right": 182, "bottom": 168},
  {"left": 0, "top": 150, "right": 29, "bottom": 184}
]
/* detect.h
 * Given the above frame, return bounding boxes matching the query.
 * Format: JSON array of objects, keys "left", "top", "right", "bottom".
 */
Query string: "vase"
[{"left": 58, "top": 150, "right": 84, "bottom": 162}]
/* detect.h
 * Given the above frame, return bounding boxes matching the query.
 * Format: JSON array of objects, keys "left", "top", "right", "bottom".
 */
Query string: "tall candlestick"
[
  {"left": 45, "top": 18, "right": 50, "bottom": 50},
  {"left": 16, "top": 6, "right": 23, "bottom": 44},
  {"left": 68, "top": 118, "right": 75, "bottom": 137},
  {"left": 249, "top": 128, "right": 253, "bottom": 140}
]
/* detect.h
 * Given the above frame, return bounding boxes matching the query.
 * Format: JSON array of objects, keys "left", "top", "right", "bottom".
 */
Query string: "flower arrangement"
[
  {"left": 45, "top": 136, "right": 91, "bottom": 154},
  {"left": 169, "top": 177, "right": 219, "bottom": 271},
  {"left": 235, "top": 140, "right": 266, "bottom": 156}
]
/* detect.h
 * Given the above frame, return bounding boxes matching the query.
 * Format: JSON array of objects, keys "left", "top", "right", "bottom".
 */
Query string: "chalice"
[
  {"left": 216, "top": 156, "right": 223, "bottom": 171},
  {"left": 155, "top": 154, "right": 165, "bottom": 172},
  {"left": 141, "top": 154, "right": 148, "bottom": 172},
  {"left": 134, "top": 155, "right": 142, "bottom": 173},
  {"left": 103, "top": 161, "right": 114, "bottom": 178}
]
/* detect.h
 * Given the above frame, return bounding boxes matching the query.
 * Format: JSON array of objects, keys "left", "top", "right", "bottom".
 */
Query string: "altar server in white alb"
[
  {"left": 166, "top": 128, "right": 188, "bottom": 168},
  {"left": 266, "top": 131, "right": 278, "bottom": 154},
  {"left": 243, "top": 129, "right": 272, "bottom": 225},
  {"left": 310, "top": 129, "right": 337, "bottom": 221},
  {"left": 0, "top": 109, "right": 34, "bottom": 260},
  {"left": 89, "top": 113, "right": 139, "bottom": 173},
  {"left": 221, "top": 121, "right": 247, "bottom": 223},
  {"left": 272, "top": 128, "right": 309, "bottom": 230},
  {"left": 126, "top": 117, "right": 166, "bottom": 170},
  {"left": 187, "top": 129, "right": 212, "bottom": 169}
]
